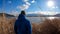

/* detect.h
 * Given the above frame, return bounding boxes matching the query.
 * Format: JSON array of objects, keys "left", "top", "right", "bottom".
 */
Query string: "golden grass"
[
  {"left": 0, "top": 17, "right": 16, "bottom": 34},
  {"left": 32, "top": 18, "right": 60, "bottom": 34},
  {"left": 0, "top": 17, "right": 60, "bottom": 34}
]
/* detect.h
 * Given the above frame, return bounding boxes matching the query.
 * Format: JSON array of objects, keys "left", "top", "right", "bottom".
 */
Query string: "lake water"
[
  {"left": 27, "top": 17, "right": 60, "bottom": 23},
  {"left": 15, "top": 17, "right": 60, "bottom": 23}
]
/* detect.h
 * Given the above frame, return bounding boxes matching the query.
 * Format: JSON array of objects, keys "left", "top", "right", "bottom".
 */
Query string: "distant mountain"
[
  {"left": 26, "top": 14, "right": 40, "bottom": 17},
  {"left": 0, "top": 13, "right": 15, "bottom": 18},
  {"left": 54, "top": 14, "right": 60, "bottom": 17},
  {"left": 0, "top": 13, "right": 60, "bottom": 17},
  {"left": 26, "top": 14, "right": 54, "bottom": 17}
]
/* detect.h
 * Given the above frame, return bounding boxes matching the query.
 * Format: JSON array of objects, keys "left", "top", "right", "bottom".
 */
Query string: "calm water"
[{"left": 27, "top": 17, "right": 60, "bottom": 23}]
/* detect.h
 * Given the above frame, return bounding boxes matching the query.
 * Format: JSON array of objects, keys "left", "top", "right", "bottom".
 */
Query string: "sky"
[{"left": 0, "top": 0, "right": 60, "bottom": 16}]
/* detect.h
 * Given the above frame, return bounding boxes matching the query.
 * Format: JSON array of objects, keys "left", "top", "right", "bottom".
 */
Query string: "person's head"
[{"left": 21, "top": 10, "right": 26, "bottom": 15}]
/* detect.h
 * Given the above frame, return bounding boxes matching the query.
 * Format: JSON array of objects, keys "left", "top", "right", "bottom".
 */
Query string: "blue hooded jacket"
[{"left": 14, "top": 14, "right": 32, "bottom": 34}]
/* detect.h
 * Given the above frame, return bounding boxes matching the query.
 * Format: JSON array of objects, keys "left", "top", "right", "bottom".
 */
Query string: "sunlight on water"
[{"left": 47, "top": 17, "right": 55, "bottom": 20}]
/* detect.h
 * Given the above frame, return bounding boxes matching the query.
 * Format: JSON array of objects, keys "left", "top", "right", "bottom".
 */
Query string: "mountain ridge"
[{"left": 0, "top": 13, "right": 15, "bottom": 17}]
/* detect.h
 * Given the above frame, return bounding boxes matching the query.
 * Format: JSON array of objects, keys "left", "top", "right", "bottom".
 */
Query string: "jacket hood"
[{"left": 17, "top": 14, "right": 26, "bottom": 20}]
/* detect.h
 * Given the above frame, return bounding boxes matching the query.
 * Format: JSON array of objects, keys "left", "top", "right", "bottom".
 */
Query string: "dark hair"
[{"left": 21, "top": 10, "right": 26, "bottom": 15}]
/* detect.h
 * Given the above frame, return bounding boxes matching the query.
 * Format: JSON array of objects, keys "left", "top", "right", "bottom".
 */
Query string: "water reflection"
[
  {"left": 27, "top": 17, "right": 60, "bottom": 23},
  {"left": 47, "top": 17, "right": 55, "bottom": 20},
  {"left": 47, "top": 17, "right": 59, "bottom": 20}
]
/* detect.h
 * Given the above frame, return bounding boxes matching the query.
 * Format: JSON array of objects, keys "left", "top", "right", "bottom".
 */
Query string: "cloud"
[
  {"left": 26, "top": 2, "right": 31, "bottom": 5},
  {"left": 31, "top": 0, "right": 35, "bottom": 3},
  {"left": 8, "top": 1, "right": 12, "bottom": 4},
  {"left": 17, "top": 0, "right": 31, "bottom": 10},
  {"left": 17, "top": 0, "right": 35, "bottom": 10},
  {"left": 10, "top": 10, "right": 20, "bottom": 16},
  {"left": 23, "top": 0, "right": 29, "bottom": 2},
  {"left": 27, "top": 11, "right": 60, "bottom": 15},
  {"left": 52, "top": 6, "right": 58, "bottom": 9},
  {"left": 27, "top": 11, "right": 38, "bottom": 14},
  {"left": 17, "top": 4, "right": 30, "bottom": 10},
  {"left": 40, "top": 11, "right": 60, "bottom": 15},
  {"left": 40, "top": 11, "right": 58, "bottom": 15}
]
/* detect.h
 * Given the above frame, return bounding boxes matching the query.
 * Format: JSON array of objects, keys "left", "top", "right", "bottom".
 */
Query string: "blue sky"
[{"left": 0, "top": 0, "right": 60, "bottom": 15}]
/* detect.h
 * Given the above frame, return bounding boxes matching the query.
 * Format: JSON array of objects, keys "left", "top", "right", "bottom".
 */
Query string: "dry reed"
[{"left": 0, "top": 17, "right": 60, "bottom": 34}]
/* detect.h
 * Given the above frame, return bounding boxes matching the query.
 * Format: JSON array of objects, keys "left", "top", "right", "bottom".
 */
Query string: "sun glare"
[
  {"left": 47, "top": 17, "right": 55, "bottom": 20},
  {"left": 47, "top": 1, "right": 54, "bottom": 7}
]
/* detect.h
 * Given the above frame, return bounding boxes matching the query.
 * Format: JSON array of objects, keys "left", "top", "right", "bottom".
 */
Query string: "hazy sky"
[{"left": 0, "top": 0, "right": 60, "bottom": 15}]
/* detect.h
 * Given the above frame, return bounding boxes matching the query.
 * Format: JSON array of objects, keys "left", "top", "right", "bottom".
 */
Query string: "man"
[{"left": 14, "top": 11, "right": 32, "bottom": 34}]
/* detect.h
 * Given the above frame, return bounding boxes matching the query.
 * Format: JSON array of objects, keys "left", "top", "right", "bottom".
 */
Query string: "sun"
[{"left": 47, "top": 1, "right": 54, "bottom": 7}]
